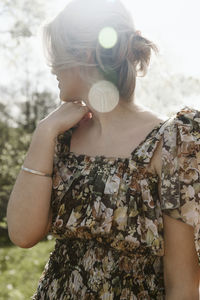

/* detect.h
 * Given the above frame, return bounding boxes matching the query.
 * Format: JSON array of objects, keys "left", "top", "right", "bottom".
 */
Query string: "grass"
[{"left": 0, "top": 236, "right": 55, "bottom": 300}]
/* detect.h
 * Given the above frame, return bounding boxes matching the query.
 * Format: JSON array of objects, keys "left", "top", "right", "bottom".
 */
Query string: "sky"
[{"left": 48, "top": 0, "right": 200, "bottom": 78}]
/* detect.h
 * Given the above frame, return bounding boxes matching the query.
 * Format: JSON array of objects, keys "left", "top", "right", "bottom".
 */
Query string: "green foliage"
[
  {"left": 0, "top": 91, "right": 57, "bottom": 244},
  {"left": 0, "top": 122, "right": 32, "bottom": 243},
  {"left": 0, "top": 238, "right": 55, "bottom": 300},
  {"left": 16, "top": 91, "right": 58, "bottom": 133}
]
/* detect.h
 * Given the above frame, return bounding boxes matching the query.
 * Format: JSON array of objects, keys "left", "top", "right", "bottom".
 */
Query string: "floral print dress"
[{"left": 31, "top": 106, "right": 200, "bottom": 300}]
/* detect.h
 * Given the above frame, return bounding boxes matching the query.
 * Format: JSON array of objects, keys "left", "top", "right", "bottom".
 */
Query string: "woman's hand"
[{"left": 38, "top": 100, "right": 90, "bottom": 136}]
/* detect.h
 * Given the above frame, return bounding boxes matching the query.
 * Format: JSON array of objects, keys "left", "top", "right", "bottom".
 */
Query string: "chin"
[{"left": 59, "top": 93, "right": 69, "bottom": 102}]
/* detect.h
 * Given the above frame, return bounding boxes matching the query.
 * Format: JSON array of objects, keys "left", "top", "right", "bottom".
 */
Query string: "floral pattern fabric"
[{"left": 31, "top": 106, "right": 200, "bottom": 300}]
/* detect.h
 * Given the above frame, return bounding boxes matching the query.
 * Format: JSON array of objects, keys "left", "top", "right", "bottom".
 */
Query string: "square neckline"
[{"left": 67, "top": 118, "right": 169, "bottom": 162}]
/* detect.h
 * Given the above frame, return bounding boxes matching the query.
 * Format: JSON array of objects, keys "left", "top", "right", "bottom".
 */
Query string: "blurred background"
[{"left": 0, "top": 0, "right": 199, "bottom": 298}]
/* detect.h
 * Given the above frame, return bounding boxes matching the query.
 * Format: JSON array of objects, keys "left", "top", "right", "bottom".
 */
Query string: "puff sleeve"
[{"left": 160, "top": 106, "right": 200, "bottom": 263}]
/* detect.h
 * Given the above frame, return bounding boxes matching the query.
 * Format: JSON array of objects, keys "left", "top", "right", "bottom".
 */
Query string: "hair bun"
[{"left": 126, "top": 30, "right": 159, "bottom": 73}]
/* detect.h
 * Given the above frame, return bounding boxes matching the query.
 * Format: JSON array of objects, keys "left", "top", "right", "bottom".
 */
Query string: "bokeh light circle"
[
  {"left": 98, "top": 27, "right": 118, "bottom": 49},
  {"left": 88, "top": 80, "right": 119, "bottom": 113}
]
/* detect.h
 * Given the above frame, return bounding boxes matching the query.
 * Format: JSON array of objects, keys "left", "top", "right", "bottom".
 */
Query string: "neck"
[{"left": 84, "top": 99, "right": 141, "bottom": 138}]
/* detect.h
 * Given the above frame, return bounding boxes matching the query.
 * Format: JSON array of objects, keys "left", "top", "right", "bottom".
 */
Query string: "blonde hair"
[{"left": 42, "top": 0, "right": 159, "bottom": 101}]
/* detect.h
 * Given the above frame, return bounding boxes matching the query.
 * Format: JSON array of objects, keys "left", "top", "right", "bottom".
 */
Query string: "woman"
[{"left": 7, "top": 0, "right": 200, "bottom": 298}]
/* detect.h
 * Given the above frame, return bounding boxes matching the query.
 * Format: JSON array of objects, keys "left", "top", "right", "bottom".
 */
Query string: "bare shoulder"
[
  {"left": 134, "top": 103, "right": 168, "bottom": 123},
  {"left": 130, "top": 105, "right": 168, "bottom": 174}
]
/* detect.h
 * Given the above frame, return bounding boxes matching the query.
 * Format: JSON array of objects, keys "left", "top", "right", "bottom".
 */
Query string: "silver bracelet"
[{"left": 21, "top": 165, "right": 52, "bottom": 178}]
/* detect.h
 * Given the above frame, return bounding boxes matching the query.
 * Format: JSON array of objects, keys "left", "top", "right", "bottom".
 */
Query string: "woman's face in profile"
[{"left": 52, "top": 67, "right": 87, "bottom": 103}]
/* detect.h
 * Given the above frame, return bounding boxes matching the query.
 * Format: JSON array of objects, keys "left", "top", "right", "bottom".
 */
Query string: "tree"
[
  {"left": 135, "top": 55, "right": 200, "bottom": 116},
  {"left": 0, "top": 121, "right": 32, "bottom": 244},
  {"left": 16, "top": 90, "right": 58, "bottom": 133}
]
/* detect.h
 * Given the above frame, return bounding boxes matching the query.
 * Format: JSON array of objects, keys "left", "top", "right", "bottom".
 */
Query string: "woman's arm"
[
  {"left": 6, "top": 122, "right": 57, "bottom": 248},
  {"left": 163, "top": 213, "right": 200, "bottom": 299},
  {"left": 6, "top": 102, "right": 89, "bottom": 248}
]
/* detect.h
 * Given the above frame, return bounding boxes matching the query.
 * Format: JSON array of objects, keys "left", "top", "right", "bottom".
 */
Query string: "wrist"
[{"left": 36, "top": 120, "right": 59, "bottom": 141}]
